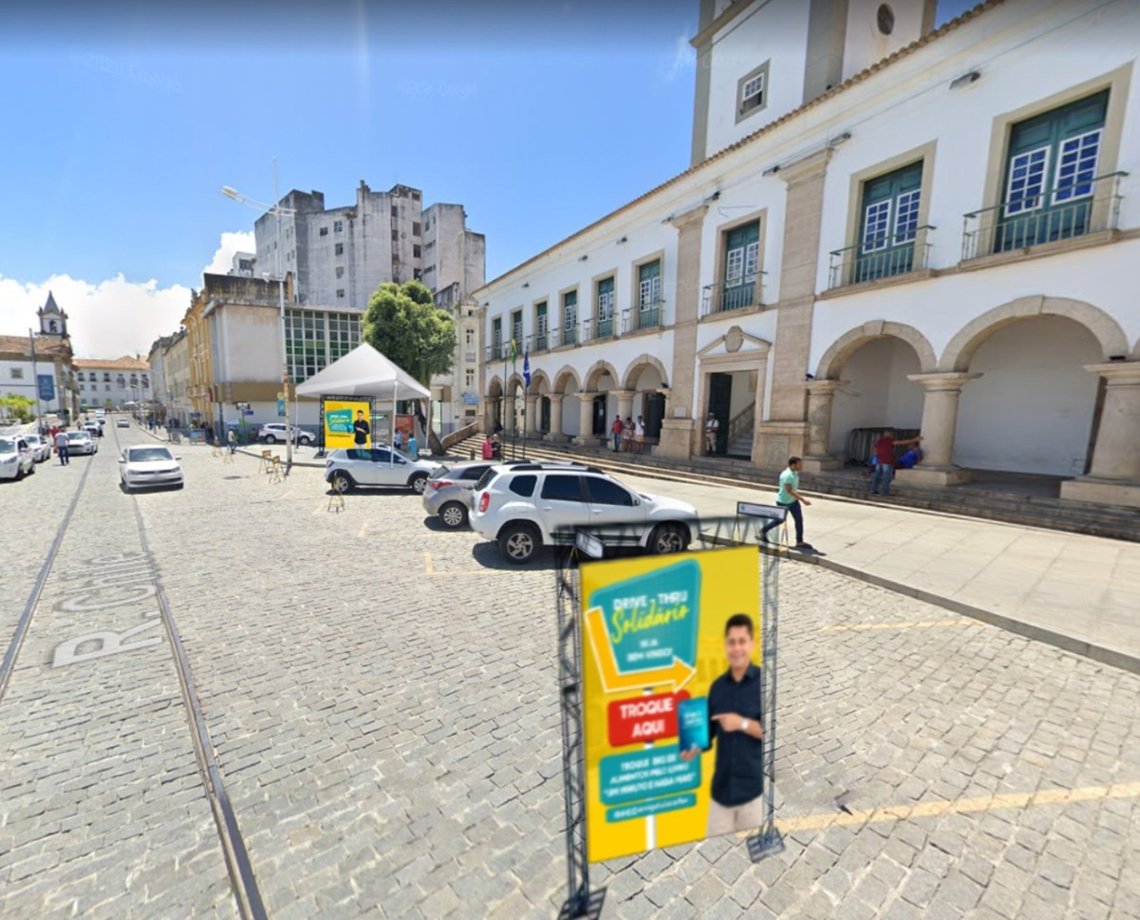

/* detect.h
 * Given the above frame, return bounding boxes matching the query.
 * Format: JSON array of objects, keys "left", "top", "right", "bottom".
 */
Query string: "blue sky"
[{"left": 0, "top": 0, "right": 977, "bottom": 356}]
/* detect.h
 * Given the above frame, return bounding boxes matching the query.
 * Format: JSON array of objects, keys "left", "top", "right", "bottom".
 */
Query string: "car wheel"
[
  {"left": 439, "top": 501, "right": 468, "bottom": 529},
  {"left": 331, "top": 472, "right": 354, "bottom": 493},
  {"left": 649, "top": 524, "right": 688, "bottom": 555},
  {"left": 264, "top": 434, "right": 276, "bottom": 444},
  {"left": 409, "top": 473, "right": 428, "bottom": 494},
  {"left": 499, "top": 522, "right": 541, "bottom": 564},
  {"left": 299, "top": 436, "right": 312, "bottom": 446}
]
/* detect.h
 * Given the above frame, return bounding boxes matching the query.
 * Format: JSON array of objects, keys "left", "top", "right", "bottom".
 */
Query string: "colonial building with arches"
[{"left": 475, "top": 0, "right": 1140, "bottom": 509}]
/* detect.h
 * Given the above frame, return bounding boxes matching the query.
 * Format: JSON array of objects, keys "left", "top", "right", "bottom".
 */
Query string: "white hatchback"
[
  {"left": 0, "top": 436, "right": 35, "bottom": 480},
  {"left": 258, "top": 423, "right": 316, "bottom": 445},
  {"left": 324, "top": 446, "right": 440, "bottom": 494},
  {"left": 119, "top": 445, "right": 184, "bottom": 491}
]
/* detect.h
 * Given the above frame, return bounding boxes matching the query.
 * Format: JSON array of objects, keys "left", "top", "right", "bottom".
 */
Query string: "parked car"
[
  {"left": 116, "top": 418, "right": 130, "bottom": 428},
  {"left": 83, "top": 421, "right": 102, "bottom": 438},
  {"left": 65, "top": 430, "right": 98, "bottom": 455},
  {"left": 258, "top": 423, "right": 316, "bottom": 445},
  {"left": 23, "top": 434, "right": 52, "bottom": 462},
  {"left": 470, "top": 463, "right": 699, "bottom": 564},
  {"left": 0, "top": 436, "right": 35, "bottom": 480},
  {"left": 325, "top": 446, "right": 440, "bottom": 494},
  {"left": 421, "top": 460, "right": 528, "bottom": 529},
  {"left": 119, "top": 445, "right": 183, "bottom": 491}
]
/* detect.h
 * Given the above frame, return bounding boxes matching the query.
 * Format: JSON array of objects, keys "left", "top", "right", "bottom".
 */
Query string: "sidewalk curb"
[{"left": 768, "top": 546, "right": 1140, "bottom": 676}]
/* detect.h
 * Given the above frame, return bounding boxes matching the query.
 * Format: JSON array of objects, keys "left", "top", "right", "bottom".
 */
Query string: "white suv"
[{"left": 470, "top": 463, "right": 698, "bottom": 564}]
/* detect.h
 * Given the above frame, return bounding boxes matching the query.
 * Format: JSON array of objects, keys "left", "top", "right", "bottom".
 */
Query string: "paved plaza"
[{"left": 1, "top": 426, "right": 1138, "bottom": 918}]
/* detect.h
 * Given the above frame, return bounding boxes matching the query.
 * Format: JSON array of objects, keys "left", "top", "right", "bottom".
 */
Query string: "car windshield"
[
  {"left": 128, "top": 447, "right": 173, "bottom": 462},
  {"left": 66, "top": 431, "right": 88, "bottom": 440},
  {"left": 0, "top": 439, "right": 15, "bottom": 453},
  {"left": 474, "top": 469, "right": 498, "bottom": 491},
  {"left": 429, "top": 466, "right": 451, "bottom": 479}
]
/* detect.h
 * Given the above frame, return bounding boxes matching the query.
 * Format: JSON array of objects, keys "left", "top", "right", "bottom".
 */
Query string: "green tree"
[
  {"left": 362, "top": 280, "right": 457, "bottom": 454},
  {"left": 362, "top": 280, "right": 456, "bottom": 385},
  {"left": 0, "top": 394, "right": 36, "bottom": 423}
]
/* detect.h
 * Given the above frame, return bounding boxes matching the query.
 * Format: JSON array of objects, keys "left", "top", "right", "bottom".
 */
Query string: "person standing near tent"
[{"left": 353, "top": 410, "right": 370, "bottom": 448}]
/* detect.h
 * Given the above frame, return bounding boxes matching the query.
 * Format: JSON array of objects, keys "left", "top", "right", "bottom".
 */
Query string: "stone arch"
[
  {"left": 940, "top": 297, "right": 1129, "bottom": 372},
  {"left": 530, "top": 370, "right": 551, "bottom": 394},
  {"left": 552, "top": 365, "right": 581, "bottom": 393},
  {"left": 815, "top": 321, "right": 937, "bottom": 379},
  {"left": 584, "top": 360, "right": 621, "bottom": 391},
  {"left": 622, "top": 353, "right": 670, "bottom": 391},
  {"left": 505, "top": 373, "right": 525, "bottom": 394},
  {"left": 486, "top": 376, "right": 503, "bottom": 396}
]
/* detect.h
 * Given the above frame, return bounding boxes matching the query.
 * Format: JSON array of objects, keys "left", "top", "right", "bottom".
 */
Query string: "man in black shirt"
[
  {"left": 353, "top": 410, "right": 370, "bottom": 447},
  {"left": 682, "top": 613, "right": 764, "bottom": 835}
]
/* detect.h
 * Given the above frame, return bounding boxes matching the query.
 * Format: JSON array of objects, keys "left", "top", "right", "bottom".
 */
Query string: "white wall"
[
  {"left": 828, "top": 338, "right": 923, "bottom": 456},
  {"left": 702, "top": 0, "right": 812, "bottom": 160},
  {"left": 953, "top": 316, "right": 1101, "bottom": 476}
]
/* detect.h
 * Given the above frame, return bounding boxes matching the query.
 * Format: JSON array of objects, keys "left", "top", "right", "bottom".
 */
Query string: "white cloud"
[
  {"left": 0, "top": 231, "right": 256, "bottom": 359},
  {"left": 659, "top": 32, "right": 695, "bottom": 82}
]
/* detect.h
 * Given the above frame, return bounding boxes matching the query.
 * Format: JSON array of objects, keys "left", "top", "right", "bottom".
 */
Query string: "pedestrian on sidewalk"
[
  {"left": 623, "top": 417, "right": 634, "bottom": 453},
  {"left": 762, "top": 457, "right": 811, "bottom": 549},
  {"left": 227, "top": 428, "right": 237, "bottom": 454},
  {"left": 54, "top": 428, "right": 70, "bottom": 465},
  {"left": 394, "top": 428, "right": 404, "bottom": 453},
  {"left": 870, "top": 428, "right": 922, "bottom": 496},
  {"left": 705, "top": 413, "right": 720, "bottom": 454},
  {"left": 610, "top": 414, "right": 624, "bottom": 452},
  {"left": 482, "top": 434, "right": 495, "bottom": 460},
  {"left": 407, "top": 432, "right": 418, "bottom": 457},
  {"left": 635, "top": 416, "right": 645, "bottom": 454}
]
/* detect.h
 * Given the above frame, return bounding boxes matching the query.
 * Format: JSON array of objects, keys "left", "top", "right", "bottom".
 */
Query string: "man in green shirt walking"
[{"left": 762, "top": 456, "right": 813, "bottom": 550}]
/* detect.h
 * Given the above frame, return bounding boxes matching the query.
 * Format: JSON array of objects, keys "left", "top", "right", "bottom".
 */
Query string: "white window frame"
[
  {"left": 861, "top": 200, "right": 893, "bottom": 254},
  {"left": 1004, "top": 145, "right": 1050, "bottom": 216},
  {"left": 893, "top": 190, "right": 921, "bottom": 244},
  {"left": 1053, "top": 128, "right": 1101, "bottom": 203},
  {"left": 725, "top": 248, "right": 744, "bottom": 285}
]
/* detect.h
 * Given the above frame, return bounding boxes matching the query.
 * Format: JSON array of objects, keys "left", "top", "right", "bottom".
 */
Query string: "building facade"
[
  {"left": 475, "top": 0, "right": 1140, "bottom": 510},
  {"left": 74, "top": 356, "right": 153, "bottom": 411},
  {"left": 0, "top": 293, "right": 78, "bottom": 421}
]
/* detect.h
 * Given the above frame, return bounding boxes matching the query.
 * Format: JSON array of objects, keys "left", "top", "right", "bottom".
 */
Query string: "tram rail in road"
[{"left": 0, "top": 420, "right": 267, "bottom": 920}]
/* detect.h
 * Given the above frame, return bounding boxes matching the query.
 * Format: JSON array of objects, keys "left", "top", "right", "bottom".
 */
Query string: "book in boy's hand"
[{"left": 678, "top": 696, "right": 710, "bottom": 754}]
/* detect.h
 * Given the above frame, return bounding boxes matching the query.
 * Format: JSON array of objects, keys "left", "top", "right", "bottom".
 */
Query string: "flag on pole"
[{"left": 523, "top": 351, "right": 531, "bottom": 387}]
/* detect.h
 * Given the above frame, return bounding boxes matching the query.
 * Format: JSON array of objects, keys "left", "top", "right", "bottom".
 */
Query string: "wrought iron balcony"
[
  {"left": 962, "top": 171, "right": 1127, "bottom": 261},
  {"left": 530, "top": 330, "right": 549, "bottom": 353},
  {"left": 700, "top": 274, "right": 767, "bottom": 317},
  {"left": 561, "top": 325, "right": 578, "bottom": 347},
  {"left": 622, "top": 300, "right": 665, "bottom": 333},
  {"left": 580, "top": 318, "right": 594, "bottom": 343},
  {"left": 596, "top": 316, "right": 614, "bottom": 339},
  {"left": 828, "top": 227, "right": 933, "bottom": 289}
]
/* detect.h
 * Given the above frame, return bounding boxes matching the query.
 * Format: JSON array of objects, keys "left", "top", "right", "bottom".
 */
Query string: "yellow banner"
[
  {"left": 580, "top": 546, "right": 761, "bottom": 863},
  {"left": 324, "top": 399, "right": 372, "bottom": 450}
]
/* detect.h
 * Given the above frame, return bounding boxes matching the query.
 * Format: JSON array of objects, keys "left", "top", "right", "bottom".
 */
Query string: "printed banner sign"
[
  {"left": 581, "top": 546, "right": 761, "bottom": 863},
  {"left": 323, "top": 398, "right": 371, "bottom": 449},
  {"left": 37, "top": 374, "right": 55, "bottom": 402}
]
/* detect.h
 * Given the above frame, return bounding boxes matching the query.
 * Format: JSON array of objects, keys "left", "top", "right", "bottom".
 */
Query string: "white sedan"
[
  {"left": 119, "top": 445, "right": 184, "bottom": 491},
  {"left": 24, "top": 434, "right": 52, "bottom": 462},
  {"left": 324, "top": 446, "right": 440, "bottom": 494},
  {"left": 65, "top": 430, "right": 98, "bottom": 455},
  {"left": 0, "top": 437, "right": 35, "bottom": 480}
]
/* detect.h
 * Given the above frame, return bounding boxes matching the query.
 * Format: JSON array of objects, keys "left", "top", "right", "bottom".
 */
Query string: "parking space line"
[
  {"left": 424, "top": 551, "right": 434, "bottom": 575},
  {"left": 358, "top": 522, "right": 368, "bottom": 539},
  {"left": 759, "top": 780, "right": 1140, "bottom": 836},
  {"left": 818, "top": 619, "right": 972, "bottom": 633}
]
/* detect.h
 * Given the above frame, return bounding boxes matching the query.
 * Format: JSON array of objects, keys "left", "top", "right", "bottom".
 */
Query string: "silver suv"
[{"left": 470, "top": 462, "right": 698, "bottom": 564}]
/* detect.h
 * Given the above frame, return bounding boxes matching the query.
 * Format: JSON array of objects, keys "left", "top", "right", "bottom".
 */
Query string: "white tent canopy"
[{"left": 294, "top": 343, "right": 429, "bottom": 401}]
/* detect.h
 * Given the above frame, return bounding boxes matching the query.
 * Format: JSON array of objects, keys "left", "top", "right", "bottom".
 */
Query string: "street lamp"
[{"left": 221, "top": 162, "right": 296, "bottom": 471}]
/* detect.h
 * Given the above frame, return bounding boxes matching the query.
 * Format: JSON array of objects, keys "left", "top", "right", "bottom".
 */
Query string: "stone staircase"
[{"left": 444, "top": 433, "right": 1140, "bottom": 543}]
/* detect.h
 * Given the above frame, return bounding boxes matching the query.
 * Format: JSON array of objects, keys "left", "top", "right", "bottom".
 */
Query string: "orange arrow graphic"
[{"left": 584, "top": 606, "right": 696, "bottom": 694}]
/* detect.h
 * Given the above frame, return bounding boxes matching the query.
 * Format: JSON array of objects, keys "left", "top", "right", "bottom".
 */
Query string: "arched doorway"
[
  {"left": 828, "top": 338, "right": 925, "bottom": 463},
  {"left": 505, "top": 374, "right": 525, "bottom": 436},
  {"left": 485, "top": 376, "right": 503, "bottom": 432},
  {"left": 584, "top": 361, "right": 620, "bottom": 439},
  {"left": 623, "top": 355, "right": 668, "bottom": 443},
  {"left": 552, "top": 366, "right": 581, "bottom": 441},
  {"left": 530, "top": 371, "right": 552, "bottom": 436},
  {"left": 952, "top": 316, "right": 1103, "bottom": 477}
]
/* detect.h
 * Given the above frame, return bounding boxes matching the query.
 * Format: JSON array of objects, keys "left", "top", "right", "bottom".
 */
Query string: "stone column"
[
  {"left": 546, "top": 394, "right": 566, "bottom": 442},
  {"left": 895, "top": 372, "right": 981, "bottom": 487},
  {"left": 800, "top": 379, "right": 844, "bottom": 472},
  {"left": 524, "top": 393, "right": 540, "bottom": 438},
  {"left": 1061, "top": 362, "right": 1140, "bottom": 508},
  {"left": 482, "top": 393, "right": 497, "bottom": 433},
  {"left": 755, "top": 148, "right": 833, "bottom": 468},
  {"left": 658, "top": 203, "right": 707, "bottom": 460},
  {"left": 573, "top": 391, "right": 597, "bottom": 445},
  {"left": 615, "top": 389, "right": 635, "bottom": 423}
]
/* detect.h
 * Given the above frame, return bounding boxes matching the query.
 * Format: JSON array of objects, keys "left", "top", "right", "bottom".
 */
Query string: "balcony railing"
[
  {"left": 700, "top": 273, "right": 767, "bottom": 317},
  {"left": 596, "top": 316, "right": 614, "bottom": 338},
  {"left": 828, "top": 227, "right": 933, "bottom": 289},
  {"left": 485, "top": 343, "right": 507, "bottom": 363},
  {"left": 622, "top": 300, "right": 664, "bottom": 333},
  {"left": 531, "top": 330, "right": 549, "bottom": 353},
  {"left": 580, "top": 318, "right": 594, "bottom": 343},
  {"left": 464, "top": 351, "right": 476, "bottom": 363},
  {"left": 962, "top": 171, "right": 1127, "bottom": 261},
  {"left": 561, "top": 324, "right": 578, "bottom": 347}
]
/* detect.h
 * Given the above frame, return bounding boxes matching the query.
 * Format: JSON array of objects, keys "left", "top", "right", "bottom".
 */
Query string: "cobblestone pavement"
[{"left": 2, "top": 428, "right": 1139, "bottom": 918}]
